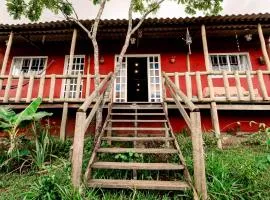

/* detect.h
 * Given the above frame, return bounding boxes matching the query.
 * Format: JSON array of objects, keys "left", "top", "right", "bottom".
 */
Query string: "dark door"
[{"left": 127, "top": 57, "right": 148, "bottom": 102}]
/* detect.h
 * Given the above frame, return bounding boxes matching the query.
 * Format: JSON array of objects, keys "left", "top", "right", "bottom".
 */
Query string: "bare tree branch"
[
  {"left": 91, "top": 0, "right": 106, "bottom": 38},
  {"left": 130, "top": 0, "right": 165, "bottom": 35}
]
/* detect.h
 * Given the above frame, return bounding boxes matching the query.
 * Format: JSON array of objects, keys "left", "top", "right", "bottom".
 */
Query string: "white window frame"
[
  {"left": 209, "top": 52, "right": 252, "bottom": 73},
  {"left": 11, "top": 56, "right": 48, "bottom": 76},
  {"left": 61, "top": 55, "right": 85, "bottom": 98},
  {"left": 113, "top": 54, "right": 162, "bottom": 103}
]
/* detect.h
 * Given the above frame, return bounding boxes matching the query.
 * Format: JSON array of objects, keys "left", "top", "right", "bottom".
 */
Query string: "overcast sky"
[{"left": 0, "top": 0, "right": 270, "bottom": 24}]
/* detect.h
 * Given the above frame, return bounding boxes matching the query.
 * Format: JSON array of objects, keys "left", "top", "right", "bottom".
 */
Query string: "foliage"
[
  {"left": 0, "top": 97, "right": 52, "bottom": 154},
  {"left": 1, "top": 133, "right": 270, "bottom": 199},
  {"left": 6, "top": 0, "right": 72, "bottom": 21},
  {"left": 115, "top": 151, "right": 144, "bottom": 162},
  {"left": 6, "top": 0, "right": 223, "bottom": 22},
  {"left": 30, "top": 122, "right": 52, "bottom": 170}
]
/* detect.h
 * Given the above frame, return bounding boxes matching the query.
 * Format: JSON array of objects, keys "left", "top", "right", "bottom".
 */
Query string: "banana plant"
[{"left": 0, "top": 97, "right": 53, "bottom": 155}]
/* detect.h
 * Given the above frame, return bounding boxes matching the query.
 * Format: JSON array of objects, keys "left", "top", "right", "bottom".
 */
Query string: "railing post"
[
  {"left": 190, "top": 111, "right": 207, "bottom": 200},
  {"left": 72, "top": 111, "right": 86, "bottom": 188}
]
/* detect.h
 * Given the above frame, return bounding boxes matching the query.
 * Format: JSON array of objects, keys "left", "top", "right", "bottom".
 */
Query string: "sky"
[{"left": 0, "top": 0, "right": 270, "bottom": 24}]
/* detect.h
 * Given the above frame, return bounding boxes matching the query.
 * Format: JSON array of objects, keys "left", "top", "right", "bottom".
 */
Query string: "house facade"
[{"left": 0, "top": 13, "right": 270, "bottom": 137}]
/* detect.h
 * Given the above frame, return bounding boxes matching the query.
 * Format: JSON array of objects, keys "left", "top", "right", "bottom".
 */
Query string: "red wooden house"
[
  {"left": 1, "top": 13, "right": 270, "bottom": 194},
  {"left": 1, "top": 13, "right": 270, "bottom": 136}
]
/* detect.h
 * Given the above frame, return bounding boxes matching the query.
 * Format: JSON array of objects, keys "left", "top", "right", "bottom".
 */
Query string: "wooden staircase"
[{"left": 86, "top": 102, "right": 194, "bottom": 192}]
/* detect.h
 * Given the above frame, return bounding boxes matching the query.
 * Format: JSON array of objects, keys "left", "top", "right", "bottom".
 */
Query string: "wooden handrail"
[
  {"left": 79, "top": 72, "right": 113, "bottom": 112},
  {"left": 163, "top": 72, "right": 198, "bottom": 111},
  {"left": 72, "top": 72, "right": 114, "bottom": 187}
]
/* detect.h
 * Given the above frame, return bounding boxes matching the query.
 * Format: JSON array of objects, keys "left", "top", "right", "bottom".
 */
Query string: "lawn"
[{"left": 1, "top": 132, "right": 270, "bottom": 200}]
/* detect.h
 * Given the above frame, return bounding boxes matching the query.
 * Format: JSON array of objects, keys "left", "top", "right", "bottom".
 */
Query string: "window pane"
[
  {"left": 240, "top": 55, "right": 249, "bottom": 71},
  {"left": 12, "top": 58, "right": 22, "bottom": 75},
  {"left": 218, "top": 56, "right": 227, "bottom": 66},
  {"left": 21, "top": 58, "right": 31, "bottom": 73}
]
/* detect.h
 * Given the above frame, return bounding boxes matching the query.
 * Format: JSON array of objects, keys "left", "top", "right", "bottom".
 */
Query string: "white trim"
[
  {"left": 114, "top": 54, "right": 162, "bottom": 103},
  {"left": 61, "top": 54, "right": 86, "bottom": 98},
  {"left": 11, "top": 56, "right": 48, "bottom": 76}
]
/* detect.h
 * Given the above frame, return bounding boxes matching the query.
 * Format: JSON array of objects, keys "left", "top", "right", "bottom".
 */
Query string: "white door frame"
[{"left": 113, "top": 54, "right": 162, "bottom": 102}]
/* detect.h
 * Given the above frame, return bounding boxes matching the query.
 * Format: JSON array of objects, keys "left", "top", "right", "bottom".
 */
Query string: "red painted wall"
[{"left": 0, "top": 37, "right": 269, "bottom": 136}]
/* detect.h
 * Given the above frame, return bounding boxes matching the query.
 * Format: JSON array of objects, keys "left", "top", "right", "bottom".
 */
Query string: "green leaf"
[
  {"left": 0, "top": 107, "right": 16, "bottom": 122},
  {"left": 0, "top": 121, "right": 12, "bottom": 130},
  {"left": 13, "top": 98, "right": 42, "bottom": 127},
  {"left": 267, "top": 155, "right": 270, "bottom": 163}
]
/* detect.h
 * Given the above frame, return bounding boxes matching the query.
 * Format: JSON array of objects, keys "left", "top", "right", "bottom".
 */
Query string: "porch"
[{"left": 1, "top": 70, "right": 270, "bottom": 105}]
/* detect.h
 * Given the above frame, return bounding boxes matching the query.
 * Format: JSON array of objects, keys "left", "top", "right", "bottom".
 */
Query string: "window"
[
  {"left": 63, "top": 55, "right": 85, "bottom": 98},
  {"left": 209, "top": 53, "right": 251, "bottom": 72},
  {"left": 12, "top": 57, "right": 47, "bottom": 75}
]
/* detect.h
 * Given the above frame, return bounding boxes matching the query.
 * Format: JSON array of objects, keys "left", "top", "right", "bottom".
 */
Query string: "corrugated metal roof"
[{"left": 0, "top": 13, "right": 270, "bottom": 32}]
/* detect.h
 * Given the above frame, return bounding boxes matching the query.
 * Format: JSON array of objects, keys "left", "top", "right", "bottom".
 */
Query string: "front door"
[
  {"left": 114, "top": 55, "right": 162, "bottom": 103},
  {"left": 127, "top": 57, "right": 148, "bottom": 102}
]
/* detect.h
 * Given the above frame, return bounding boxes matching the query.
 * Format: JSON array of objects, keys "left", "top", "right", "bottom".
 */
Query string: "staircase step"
[
  {"left": 92, "top": 162, "right": 184, "bottom": 170},
  {"left": 111, "top": 113, "right": 165, "bottom": 116},
  {"left": 102, "top": 136, "right": 174, "bottom": 142},
  {"left": 108, "top": 119, "right": 167, "bottom": 123},
  {"left": 97, "top": 148, "right": 178, "bottom": 154},
  {"left": 105, "top": 127, "right": 169, "bottom": 131},
  {"left": 88, "top": 179, "right": 190, "bottom": 190}
]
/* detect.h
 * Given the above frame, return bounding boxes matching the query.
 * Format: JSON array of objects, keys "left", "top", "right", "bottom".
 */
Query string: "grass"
[{"left": 1, "top": 132, "right": 270, "bottom": 200}]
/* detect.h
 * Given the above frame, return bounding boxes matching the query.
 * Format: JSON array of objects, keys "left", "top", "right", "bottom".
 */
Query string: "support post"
[
  {"left": 72, "top": 111, "right": 86, "bottom": 188},
  {"left": 0, "top": 31, "right": 14, "bottom": 90},
  {"left": 190, "top": 111, "right": 207, "bottom": 200},
  {"left": 65, "top": 29, "right": 78, "bottom": 100},
  {"left": 1, "top": 31, "right": 14, "bottom": 75},
  {"left": 210, "top": 102, "right": 222, "bottom": 149},
  {"left": 201, "top": 25, "right": 210, "bottom": 71},
  {"left": 258, "top": 24, "right": 270, "bottom": 70},
  {"left": 60, "top": 102, "right": 68, "bottom": 141}
]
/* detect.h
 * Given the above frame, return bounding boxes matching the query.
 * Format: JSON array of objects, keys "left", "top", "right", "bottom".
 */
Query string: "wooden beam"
[
  {"left": 210, "top": 102, "right": 222, "bottom": 149},
  {"left": 60, "top": 102, "right": 68, "bottom": 141},
  {"left": 1, "top": 31, "right": 14, "bottom": 75},
  {"left": 71, "top": 111, "right": 86, "bottom": 188},
  {"left": 190, "top": 111, "right": 207, "bottom": 200},
  {"left": 201, "top": 25, "right": 210, "bottom": 71},
  {"left": 258, "top": 24, "right": 270, "bottom": 70},
  {"left": 65, "top": 29, "right": 78, "bottom": 100}
]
